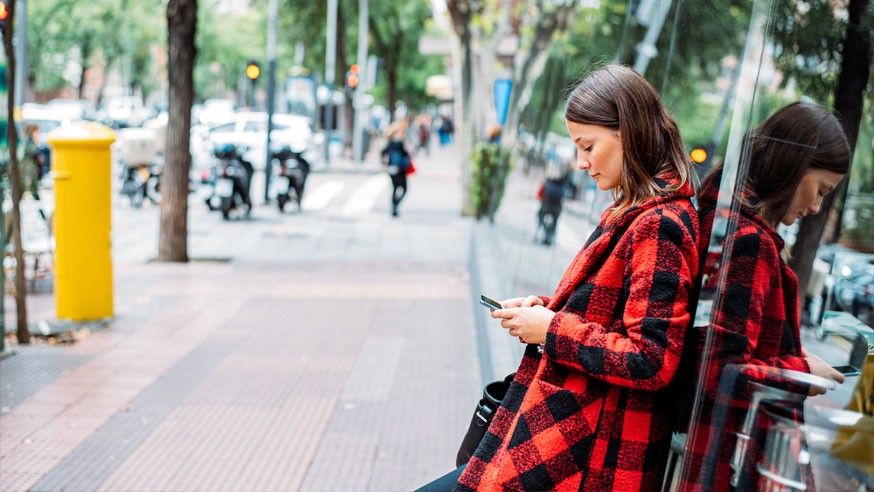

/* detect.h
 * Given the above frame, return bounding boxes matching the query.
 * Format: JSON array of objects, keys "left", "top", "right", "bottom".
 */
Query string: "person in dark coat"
[
  {"left": 417, "top": 64, "right": 700, "bottom": 492},
  {"left": 536, "top": 171, "right": 570, "bottom": 246},
  {"left": 381, "top": 122, "right": 411, "bottom": 217},
  {"left": 22, "top": 123, "right": 44, "bottom": 200},
  {"left": 678, "top": 102, "right": 850, "bottom": 490}
]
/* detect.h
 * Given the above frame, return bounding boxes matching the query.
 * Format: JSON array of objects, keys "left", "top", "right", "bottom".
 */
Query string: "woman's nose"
[
  {"left": 577, "top": 156, "right": 589, "bottom": 170},
  {"left": 809, "top": 197, "right": 823, "bottom": 215}
]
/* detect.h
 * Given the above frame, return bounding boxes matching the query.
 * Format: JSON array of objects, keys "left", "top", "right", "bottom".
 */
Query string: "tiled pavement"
[
  {"left": 1, "top": 141, "right": 501, "bottom": 492},
  {"left": 5, "top": 132, "right": 857, "bottom": 491}
]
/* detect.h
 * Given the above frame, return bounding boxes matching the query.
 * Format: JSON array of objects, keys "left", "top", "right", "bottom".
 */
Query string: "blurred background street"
[{"left": 1, "top": 0, "right": 872, "bottom": 490}]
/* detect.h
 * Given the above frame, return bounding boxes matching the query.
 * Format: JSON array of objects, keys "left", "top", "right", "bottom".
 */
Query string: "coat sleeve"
[
  {"left": 544, "top": 211, "right": 698, "bottom": 391},
  {"left": 709, "top": 228, "right": 809, "bottom": 372}
]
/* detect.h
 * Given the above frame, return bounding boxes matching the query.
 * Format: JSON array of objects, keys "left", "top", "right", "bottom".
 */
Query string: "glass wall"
[
  {"left": 664, "top": 0, "right": 874, "bottom": 488},
  {"left": 509, "top": 0, "right": 871, "bottom": 487}
]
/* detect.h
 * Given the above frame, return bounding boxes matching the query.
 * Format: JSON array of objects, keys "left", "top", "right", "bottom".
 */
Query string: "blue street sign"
[{"left": 493, "top": 79, "right": 512, "bottom": 126}]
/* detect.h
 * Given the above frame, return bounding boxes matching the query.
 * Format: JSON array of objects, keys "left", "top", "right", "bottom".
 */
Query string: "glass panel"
[{"left": 677, "top": 0, "right": 874, "bottom": 488}]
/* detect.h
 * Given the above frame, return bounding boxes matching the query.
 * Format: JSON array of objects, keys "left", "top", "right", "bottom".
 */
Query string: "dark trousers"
[
  {"left": 537, "top": 197, "right": 563, "bottom": 245},
  {"left": 390, "top": 172, "right": 407, "bottom": 214},
  {"left": 413, "top": 465, "right": 465, "bottom": 492}
]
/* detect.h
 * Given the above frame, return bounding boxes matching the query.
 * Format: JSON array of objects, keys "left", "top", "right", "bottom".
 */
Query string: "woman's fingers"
[{"left": 521, "top": 295, "right": 543, "bottom": 307}]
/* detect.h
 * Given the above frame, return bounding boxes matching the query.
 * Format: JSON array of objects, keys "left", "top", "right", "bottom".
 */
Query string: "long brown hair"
[
  {"left": 564, "top": 64, "right": 693, "bottom": 216},
  {"left": 705, "top": 102, "right": 850, "bottom": 227}
]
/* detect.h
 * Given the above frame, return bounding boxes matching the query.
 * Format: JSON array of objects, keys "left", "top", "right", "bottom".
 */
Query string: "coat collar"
[
  {"left": 547, "top": 179, "right": 694, "bottom": 310},
  {"left": 699, "top": 171, "right": 785, "bottom": 250}
]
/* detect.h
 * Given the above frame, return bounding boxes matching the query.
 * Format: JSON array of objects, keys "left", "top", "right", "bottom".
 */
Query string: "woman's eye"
[{"left": 583, "top": 146, "right": 592, "bottom": 152}]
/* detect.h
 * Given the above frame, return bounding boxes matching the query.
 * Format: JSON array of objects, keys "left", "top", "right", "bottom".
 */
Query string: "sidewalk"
[{"left": 0, "top": 139, "right": 541, "bottom": 492}]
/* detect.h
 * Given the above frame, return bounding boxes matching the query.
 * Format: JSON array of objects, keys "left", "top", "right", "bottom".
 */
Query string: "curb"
[{"left": 469, "top": 220, "right": 526, "bottom": 385}]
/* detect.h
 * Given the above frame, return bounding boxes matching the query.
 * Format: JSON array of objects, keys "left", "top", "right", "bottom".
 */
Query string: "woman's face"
[
  {"left": 566, "top": 120, "right": 623, "bottom": 191},
  {"left": 780, "top": 168, "right": 844, "bottom": 226}
]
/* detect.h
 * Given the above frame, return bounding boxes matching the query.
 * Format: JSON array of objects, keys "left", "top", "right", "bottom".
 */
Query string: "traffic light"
[
  {"left": 346, "top": 64, "right": 360, "bottom": 90},
  {"left": 0, "top": 1, "right": 10, "bottom": 32},
  {"left": 690, "top": 143, "right": 715, "bottom": 173},
  {"left": 690, "top": 147, "right": 708, "bottom": 164},
  {"left": 245, "top": 61, "right": 261, "bottom": 81}
]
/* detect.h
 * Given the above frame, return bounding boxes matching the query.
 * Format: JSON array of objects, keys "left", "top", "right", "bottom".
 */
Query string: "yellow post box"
[{"left": 47, "top": 123, "right": 116, "bottom": 321}]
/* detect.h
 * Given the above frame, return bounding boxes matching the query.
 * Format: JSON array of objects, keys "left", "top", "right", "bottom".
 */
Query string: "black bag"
[{"left": 455, "top": 372, "right": 516, "bottom": 467}]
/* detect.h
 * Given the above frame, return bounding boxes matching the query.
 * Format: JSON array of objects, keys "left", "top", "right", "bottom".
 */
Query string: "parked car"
[
  {"left": 198, "top": 98, "right": 237, "bottom": 128},
  {"left": 45, "top": 98, "right": 96, "bottom": 121},
  {"left": 97, "top": 96, "right": 153, "bottom": 129},
  {"left": 200, "top": 111, "right": 318, "bottom": 170},
  {"left": 832, "top": 269, "right": 874, "bottom": 326},
  {"left": 21, "top": 103, "right": 84, "bottom": 172}
]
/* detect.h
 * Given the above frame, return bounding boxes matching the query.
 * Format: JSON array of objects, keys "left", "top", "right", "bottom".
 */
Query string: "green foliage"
[
  {"left": 277, "top": 0, "right": 439, "bottom": 112},
  {"left": 768, "top": 0, "right": 848, "bottom": 101},
  {"left": 29, "top": 0, "right": 165, "bottom": 98},
  {"left": 520, "top": 0, "right": 752, "bottom": 146},
  {"left": 842, "top": 193, "right": 874, "bottom": 252},
  {"left": 848, "top": 101, "right": 874, "bottom": 193},
  {"left": 195, "top": 5, "right": 266, "bottom": 100},
  {"left": 471, "top": 142, "right": 514, "bottom": 221},
  {"left": 367, "top": 0, "right": 441, "bottom": 111}
]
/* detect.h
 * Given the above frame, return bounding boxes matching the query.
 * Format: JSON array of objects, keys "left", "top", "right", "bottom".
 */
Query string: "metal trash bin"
[{"left": 730, "top": 370, "right": 835, "bottom": 487}]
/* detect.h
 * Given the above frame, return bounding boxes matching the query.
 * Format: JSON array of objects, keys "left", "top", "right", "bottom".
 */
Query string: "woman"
[
  {"left": 381, "top": 122, "right": 411, "bottom": 217},
  {"left": 22, "top": 123, "right": 44, "bottom": 200},
  {"left": 684, "top": 102, "right": 848, "bottom": 489},
  {"left": 419, "top": 64, "right": 700, "bottom": 492}
]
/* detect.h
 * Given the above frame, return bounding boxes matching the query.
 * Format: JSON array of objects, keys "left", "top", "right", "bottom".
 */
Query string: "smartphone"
[
  {"left": 832, "top": 364, "right": 861, "bottom": 377},
  {"left": 480, "top": 295, "right": 503, "bottom": 311}
]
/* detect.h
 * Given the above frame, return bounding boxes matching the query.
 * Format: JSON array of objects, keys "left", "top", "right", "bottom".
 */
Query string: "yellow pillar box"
[{"left": 47, "top": 123, "right": 116, "bottom": 321}]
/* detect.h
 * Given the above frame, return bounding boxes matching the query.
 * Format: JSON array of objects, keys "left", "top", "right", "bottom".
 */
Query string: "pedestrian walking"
[
  {"left": 535, "top": 169, "right": 571, "bottom": 246},
  {"left": 438, "top": 116, "right": 454, "bottom": 146},
  {"left": 416, "top": 115, "right": 432, "bottom": 156},
  {"left": 679, "top": 101, "right": 850, "bottom": 490},
  {"left": 416, "top": 64, "right": 700, "bottom": 491},
  {"left": 22, "top": 123, "right": 44, "bottom": 200},
  {"left": 381, "top": 121, "right": 412, "bottom": 217}
]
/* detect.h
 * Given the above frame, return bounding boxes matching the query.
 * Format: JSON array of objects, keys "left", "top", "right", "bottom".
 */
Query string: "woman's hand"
[
  {"left": 491, "top": 305, "right": 555, "bottom": 345},
  {"left": 498, "top": 295, "right": 545, "bottom": 309},
  {"left": 803, "top": 348, "right": 845, "bottom": 394}
]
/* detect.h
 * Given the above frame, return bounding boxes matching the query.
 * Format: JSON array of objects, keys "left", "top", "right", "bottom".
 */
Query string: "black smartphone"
[
  {"left": 480, "top": 295, "right": 502, "bottom": 311},
  {"left": 832, "top": 364, "right": 861, "bottom": 377}
]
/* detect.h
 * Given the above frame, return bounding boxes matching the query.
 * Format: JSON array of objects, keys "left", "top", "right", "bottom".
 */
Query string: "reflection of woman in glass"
[
  {"left": 417, "top": 64, "right": 700, "bottom": 491},
  {"left": 691, "top": 102, "right": 850, "bottom": 486}
]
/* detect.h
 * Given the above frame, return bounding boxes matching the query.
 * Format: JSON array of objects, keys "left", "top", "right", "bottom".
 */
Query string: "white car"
[
  {"left": 204, "top": 111, "right": 317, "bottom": 170},
  {"left": 21, "top": 103, "right": 82, "bottom": 146},
  {"left": 198, "top": 98, "right": 237, "bottom": 128}
]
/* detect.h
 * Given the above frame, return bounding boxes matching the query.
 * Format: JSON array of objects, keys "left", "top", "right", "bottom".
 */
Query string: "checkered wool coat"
[
  {"left": 457, "top": 183, "right": 699, "bottom": 492},
  {"left": 678, "top": 173, "right": 810, "bottom": 491}
]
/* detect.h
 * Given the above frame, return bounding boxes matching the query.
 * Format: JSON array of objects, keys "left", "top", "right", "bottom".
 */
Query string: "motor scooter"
[
  {"left": 271, "top": 145, "right": 310, "bottom": 212},
  {"left": 209, "top": 144, "right": 254, "bottom": 220},
  {"left": 121, "top": 161, "right": 162, "bottom": 207}
]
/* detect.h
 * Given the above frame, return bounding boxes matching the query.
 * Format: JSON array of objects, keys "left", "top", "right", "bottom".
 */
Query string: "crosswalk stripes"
[
  {"left": 301, "top": 181, "right": 345, "bottom": 211},
  {"left": 341, "top": 175, "right": 389, "bottom": 214}
]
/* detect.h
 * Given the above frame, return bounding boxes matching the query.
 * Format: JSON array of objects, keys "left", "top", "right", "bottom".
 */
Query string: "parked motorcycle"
[
  {"left": 208, "top": 143, "right": 254, "bottom": 220},
  {"left": 271, "top": 145, "right": 310, "bottom": 212},
  {"left": 121, "top": 161, "right": 162, "bottom": 207}
]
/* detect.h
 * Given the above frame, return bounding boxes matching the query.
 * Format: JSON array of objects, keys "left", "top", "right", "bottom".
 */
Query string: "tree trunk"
[
  {"left": 159, "top": 0, "right": 197, "bottom": 262},
  {"left": 447, "top": 0, "right": 477, "bottom": 215},
  {"left": 502, "top": 2, "right": 576, "bottom": 149},
  {"left": 78, "top": 37, "right": 93, "bottom": 101},
  {"left": 3, "top": 0, "right": 30, "bottom": 344},
  {"left": 789, "top": 0, "right": 871, "bottom": 302},
  {"left": 387, "top": 61, "right": 398, "bottom": 121}
]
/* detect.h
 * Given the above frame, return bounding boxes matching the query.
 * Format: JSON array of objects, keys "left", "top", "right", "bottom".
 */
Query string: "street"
[{"left": 2, "top": 137, "right": 864, "bottom": 491}]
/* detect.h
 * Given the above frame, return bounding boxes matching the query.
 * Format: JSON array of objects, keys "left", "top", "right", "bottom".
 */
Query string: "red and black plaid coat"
[
  {"left": 457, "top": 184, "right": 699, "bottom": 492},
  {"left": 679, "top": 173, "right": 810, "bottom": 491}
]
